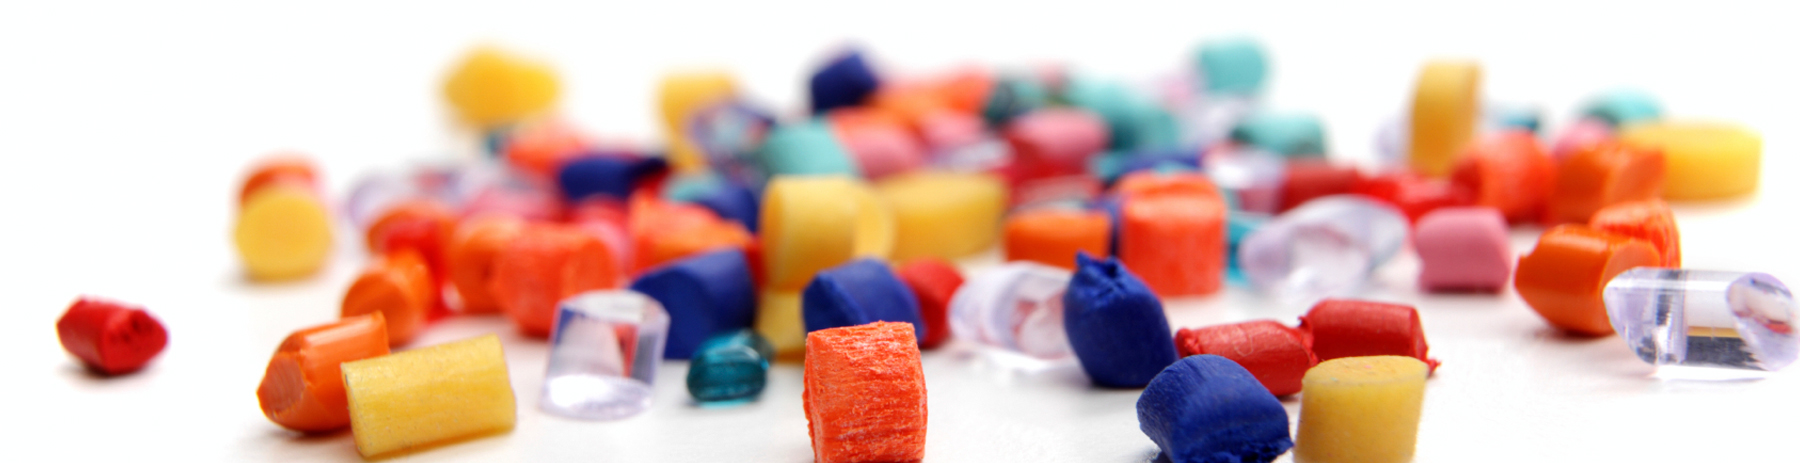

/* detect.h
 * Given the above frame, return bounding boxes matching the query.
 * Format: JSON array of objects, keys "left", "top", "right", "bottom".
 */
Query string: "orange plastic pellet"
[
  {"left": 1545, "top": 142, "right": 1665, "bottom": 224},
  {"left": 238, "top": 155, "right": 320, "bottom": 205},
  {"left": 365, "top": 199, "right": 458, "bottom": 260},
  {"left": 1003, "top": 209, "right": 1111, "bottom": 270},
  {"left": 628, "top": 196, "right": 753, "bottom": 274},
  {"left": 503, "top": 118, "right": 590, "bottom": 179},
  {"left": 341, "top": 251, "right": 435, "bottom": 346},
  {"left": 1589, "top": 200, "right": 1681, "bottom": 267},
  {"left": 489, "top": 225, "right": 621, "bottom": 337},
  {"left": 257, "top": 313, "right": 391, "bottom": 433},
  {"left": 446, "top": 216, "right": 526, "bottom": 314},
  {"left": 1451, "top": 131, "right": 1556, "bottom": 223},
  {"left": 803, "top": 322, "right": 928, "bottom": 463},
  {"left": 1514, "top": 225, "right": 1662, "bottom": 336},
  {"left": 1117, "top": 173, "right": 1226, "bottom": 297}
]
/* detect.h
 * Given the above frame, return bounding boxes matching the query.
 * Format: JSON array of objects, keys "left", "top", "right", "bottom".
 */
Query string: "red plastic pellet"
[
  {"left": 896, "top": 259, "right": 965, "bottom": 349},
  {"left": 1174, "top": 320, "right": 1316, "bottom": 396},
  {"left": 1298, "top": 299, "right": 1439, "bottom": 372},
  {"left": 56, "top": 297, "right": 169, "bottom": 375}
]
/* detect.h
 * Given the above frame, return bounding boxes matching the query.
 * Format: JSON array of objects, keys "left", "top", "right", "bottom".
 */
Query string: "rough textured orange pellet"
[
  {"left": 1589, "top": 199, "right": 1681, "bottom": 267},
  {"left": 1545, "top": 142, "right": 1665, "bottom": 224},
  {"left": 1452, "top": 131, "right": 1556, "bottom": 223},
  {"left": 446, "top": 216, "right": 525, "bottom": 314},
  {"left": 489, "top": 225, "right": 621, "bottom": 337},
  {"left": 341, "top": 251, "right": 435, "bottom": 346},
  {"left": 1514, "top": 225, "right": 1662, "bottom": 336},
  {"left": 629, "top": 195, "right": 753, "bottom": 274},
  {"left": 804, "top": 321, "right": 928, "bottom": 463},
  {"left": 1117, "top": 173, "right": 1226, "bottom": 297},
  {"left": 1003, "top": 209, "right": 1111, "bottom": 270}
]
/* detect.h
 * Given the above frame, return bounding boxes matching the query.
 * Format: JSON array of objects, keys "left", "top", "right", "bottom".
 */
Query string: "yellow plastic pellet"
[
  {"left": 233, "top": 186, "right": 333, "bottom": 281},
  {"left": 875, "top": 171, "right": 1008, "bottom": 262},
  {"left": 1408, "top": 60, "right": 1481, "bottom": 177},
  {"left": 341, "top": 334, "right": 517, "bottom": 458},
  {"left": 759, "top": 176, "right": 894, "bottom": 290},
  {"left": 1295, "top": 356, "right": 1429, "bottom": 463},
  {"left": 657, "top": 71, "right": 738, "bottom": 172},
  {"left": 442, "top": 47, "right": 560, "bottom": 128},
  {"left": 1621, "top": 121, "right": 1762, "bottom": 200},
  {"left": 755, "top": 289, "right": 805, "bottom": 361}
]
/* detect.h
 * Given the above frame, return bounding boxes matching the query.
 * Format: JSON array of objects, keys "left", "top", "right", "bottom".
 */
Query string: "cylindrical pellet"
[
  {"left": 1408, "top": 60, "right": 1481, "bottom": 177},
  {"left": 1295, "top": 356, "right": 1429, "bottom": 463},
  {"left": 658, "top": 71, "right": 738, "bottom": 172},
  {"left": 876, "top": 172, "right": 1007, "bottom": 262},
  {"left": 341, "top": 334, "right": 517, "bottom": 458},
  {"left": 1621, "top": 121, "right": 1762, "bottom": 200},
  {"left": 760, "top": 176, "right": 893, "bottom": 290}
]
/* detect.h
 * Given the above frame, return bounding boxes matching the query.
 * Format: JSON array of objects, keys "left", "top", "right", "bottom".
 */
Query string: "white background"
[{"left": 2, "top": 1, "right": 1797, "bottom": 461}]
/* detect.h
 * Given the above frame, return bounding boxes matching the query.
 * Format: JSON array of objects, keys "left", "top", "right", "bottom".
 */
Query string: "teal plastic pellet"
[
  {"left": 1230, "top": 111, "right": 1326, "bottom": 157},
  {"left": 982, "top": 75, "right": 1049, "bottom": 127},
  {"left": 1581, "top": 89, "right": 1662, "bottom": 128},
  {"left": 756, "top": 120, "right": 862, "bottom": 177},
  {"left": 1062, "top": 77, "right": 1179, "bottom": 151},
  {"left": 686, "top": 329, "right": 775, "bottom": 403},
  {"left": 1196, "top": 37, "right": 1269, "bottom": 97}
]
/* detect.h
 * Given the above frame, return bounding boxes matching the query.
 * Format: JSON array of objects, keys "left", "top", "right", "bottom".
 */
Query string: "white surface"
[{"left": 3, "top": 1, "right": 1798, "bottom": 461}]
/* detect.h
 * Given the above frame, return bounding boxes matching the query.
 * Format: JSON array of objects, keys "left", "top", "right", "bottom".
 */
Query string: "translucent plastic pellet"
[
  {"left": 948, "top": 262, "right": 1074, "bottom": 359},
  {"left": 540, "top": 291, "right": 670, "bottom": 420},
  {"left": 1603, "top": 268, "right": 1797, "bottom": 372},
  {"left": 1239, "top": 196, "right": 1408, "bottom": 302}
]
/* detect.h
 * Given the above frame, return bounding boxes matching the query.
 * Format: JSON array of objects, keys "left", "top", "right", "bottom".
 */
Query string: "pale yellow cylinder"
[
  {"left": 1621, "top": 121, "right": 1762, "bottom": 200},
  {"left": 233, "top": 186, "right": 333, "bottom": 281},
  {"left": 876, "top": 171, "right": 1009, "bottom": 262},
  {"left": 1295, "top": 356, "right": 1429, "bottom": 463},
  {"left": 658, "top": 71, "right": 738, "bottom": 172},
  {"left": 759, "top": 176, "right": 894, "bottom": 290},
  {"left": 755, "top": 289, "right": 805, "bottom": 361},
  {"left": 1408, "top": 60, "right": 1481, "bottom": 177},
  {"left": 341, "top": 334, "right": 517, "bottom": 458}
]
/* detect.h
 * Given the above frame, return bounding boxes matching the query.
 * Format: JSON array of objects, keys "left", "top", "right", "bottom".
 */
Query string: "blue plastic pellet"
[
  {"left": 692, "top": 178, "right": 761, "bottom": 233},
  {"left": 1062, "top": 253, "right": 1179, "bottom": 388},
  {"left": 808, "top": 50, "right": 881, "bottom": 114},
  {"left": 557, "top": 155, "right": 669, "bottom": 202},
  {"left": 686, "top": 329, "right": 774, "bottom": 403},
  {"left": 1138, "top": 355, "right": 1294, "bottom": 463},
  {"left": 628, "top": 249, "right": 757, "bottom": 359},
  {"left": 801, "top": 259, "right": 926, "bottom": 344}
]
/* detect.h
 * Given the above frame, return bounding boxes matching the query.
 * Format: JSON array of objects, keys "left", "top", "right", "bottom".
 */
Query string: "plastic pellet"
[
  {"left": 1413, "top": 207, "right": 1512, "bottom": 292},
  {"left": 1231, "top": 111, "right": 1327, "bottom": 157},
  {"left": 1514, "top": 225, "right": 1662, "bottom": 336},
  {"left": 1226, "top": 213, "right": 1268, "bottom": 284},
  {"left": 257, "top": 314, "right": 390, "bottom": 433},
  {"left": 1195, "top": 37, "right": 1269, "bottom": 97},
  {"left": 628, "top": 196, "right": 754, "bottom": 273},
  {"left": 1117, "top": 172, "right": 1227, "bottom": 297},
  {"left": 1138, "top": 355, "right": 1294, "bottom": 463},
  {"left": 501, "top": 118, "right": 590, "bottom": 178},
  {"left": 1551, "top": 118, "right": 1615, "bottom": 160},
  {"left": 1581, "top": 88, "right": 1663, "bottom": 128},
  {"left": 1604, "top": 268, "right": 1796, "bottom": 371},
  {"left": 1202, "top": 145, "right": 1285, "bottom": 215},
  {"left": 755, "top": 289, "right": 806, "bottom": 359},
  {"left": 809, "top": 49, "right": 881, "bottom": 115},
  {"left": 1004, "top": 108, "right": 1110, "bottom": 184},
  {"left": 758, "top": 120, "right": 862, "bottom": 177},
  {"left": 1589, "top": 199, "right": 1681, "bottom": 267},
  {"left": 235, "top": 177, "right": 333, "bottom": 281},
  {"left": 688, "top": 101, "right": 776, "bottom": 186},
  {"left": 1621, "top": 121, "right": 1762, "bottom": 200},
  {"left": 1408, "top": 60, "right": 1481, "bottom": 177},
  {"left": 1063, "top": 253, "right": 1180, "bottom": 388},
  {"left": 629, "top": 249, "right": 756, "bottom": 359},
  {"left": 876, "top": 172, "right": 1008, "bottom": 262},
  {"left": 1294, "top": 356, "right": 1429, "bottom": 463},
  {"left": 1279, "top": 159, "right": 1361, "bottom": 212},
  {"left": 238, "top": 156, "right": 320, "bottom": 205},
  {"left": 490, "top": 225, "right": 621, "bottom": 337},
  {"left": 541, "top": 291, "right": 670, "bottom": 420},
  {"left": 1174, "top": 321, "right": 1317, "bottom": 396},
  {"left": 558, "top": 155, "right": 670, "bottom": 202},
  {"left": 1353, "top": 170, "right": 1472, "bottom": 223},
  {"left": 363, "top": 199, "right": 456, "bottom": 261},
  {"left": 340, "top": 251, "right": 434, "bottom": 346},
  {"left": 830, "top": 108, "right": 925, "bottom": 179},
  {"left": 446, "top": 216, "right": 524, "bottom": 314},
  {"left": 1240, "top": 196, "right": 1409, "bottom": 300},
  {"left": 1450, "top": 131, "right": 1556, "bottom": 223},
  {"left": 1062, "top": 77, "right": 1179, "bottom": 152},
  {"left": 658, "top": 71, "right": 739, "bottom": 172},
  {"left": 1483, "top": 103, "right": 1542, "bottom": 134},
  {"left": 982, "top": 74, "right": 1050, "bottom": 127},
  {"left": 896, "top": 258, "right": 964, "bottom": 350},
  {"left": 760, "top": 176, "right": 894, "bottom": 290},
  {"left": 687, "top": 329, "right": 775, "bottom": 403},
  {"left": 689, "top": 176, "right": 762, "bottom": 232},
  {"left": 803, "top": 322, "right": 927, "bottom": 463},
  {"left": 1003, "top": 208, "right": 1111, "bottom": 270},
  {"left": 1545, "top": 142, "right": 1665, "bottom": 224},
  {"left": 802, "top": 259, "right": 927, "bottom": 344},
  {"left": 342, "top": 334, "right": 517, "bottom": 458},
  {"left": 948, "top": 262, "right": 1074, "bottom": 359},
  {"left": 55, "top": 296, "right": 168, "bottom": 375},
  {"left": 1300, "top": 299, "right": 1439, "bottom": 372},
  {"left": 442, "top": 47, "right": 559, "bottom": 128}
]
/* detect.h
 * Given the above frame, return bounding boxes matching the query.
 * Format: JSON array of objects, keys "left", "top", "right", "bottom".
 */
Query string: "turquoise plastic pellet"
[
  {"left": 982, "top": 75, "right": 1049, "bottom": 127},
  {"left": 756, "top": 120, "right": 862, "bottom": 177},
  {"left": 686, "top": 329, "right": 774, "bottom": 403},
  {"left": 1226, "top": 212, "right": 1269, "bottom": 285},
  {"left": 1196, "top": 37, "right": 1269, "bottom": 97},
  {"left": 1230, "top": 111, "right": 1326, "bottom": 157},
  {"left": 1062, "top": 77, "right": 1179, "bottom": 152},
  {"left": 1581, "top": 89, "right": 1662, "bottom": 128}
]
